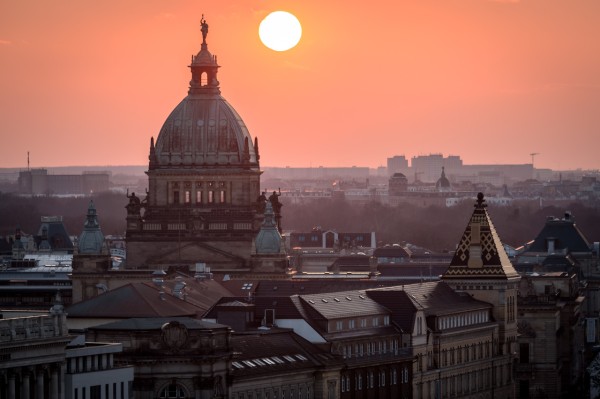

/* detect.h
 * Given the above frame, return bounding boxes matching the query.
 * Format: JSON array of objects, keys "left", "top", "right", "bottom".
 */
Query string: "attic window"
[
  {"left": 232, "top": 362, "right": 244, "bottom": 369},
  {"left": 359, "top": 295, "right": 365, "bottom": 299},
  {"left": 308, "top": 300, "right": 315, "bottom": 304},
  {"left": 242, "top": 283, "right": 253, "bottom": 290},
  {"left": 295, "top": 354, "right": 308, "bottom": 361},
  {"left": 334, "top": 298, "right": 340, "bottom": 302},
  {"left": 283, "top": 355, "right": 297, "bottom": 362},
  {"left": 346, "top": 297, "right": 352, "bottom": 301},
  {"left": 322, "top": 299, "right": 328, "bottom": 303},
  {"left": 242, "top": 360, "right": 256, "bottom": 368},
  {"left": 271, "top": 357, "right": 285, "bottom": 364}
]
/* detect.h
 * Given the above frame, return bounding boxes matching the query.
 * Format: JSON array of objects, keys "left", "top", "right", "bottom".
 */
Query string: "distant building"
[
  {"left": 18, "top": 168, "right": 110, "bottom": 196},
  {"left": 387, "top": 155, "right": 409, "bottom": 176}
]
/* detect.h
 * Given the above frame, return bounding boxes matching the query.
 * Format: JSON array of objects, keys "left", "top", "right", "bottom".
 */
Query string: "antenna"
[
  {"left": 27, "top": 151, "right": 30, "bottom": 171},
  {"left": 530, "top": 152, "right": 540, "bottom": 167}
]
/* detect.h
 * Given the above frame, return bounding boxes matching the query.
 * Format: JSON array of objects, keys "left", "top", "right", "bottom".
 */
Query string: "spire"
[
  {"left": 78, "top": 200, "right": 106, "bottom": 254},
  {"left": 254, "top": 137, "right": 260, "bottom": 164},
  {"left": 189, "top": 15, "right": 220, "bottom": 95},
  {"left": 243, "top": 137, "right": 251, "bottom": 164},
  {"left": 254, "top": 202, "right": 284, "bottom": 254},
  {"left": 442, "top": 193, "right": 519, "bottom": 279},
  {"left": 149, "top": 136, "right": 157, "bottom": 170}
]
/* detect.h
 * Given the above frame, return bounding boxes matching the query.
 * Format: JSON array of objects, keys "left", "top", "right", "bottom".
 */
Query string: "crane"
[{"left": 530, "top": 153, "right": 540, "bottom": 167}]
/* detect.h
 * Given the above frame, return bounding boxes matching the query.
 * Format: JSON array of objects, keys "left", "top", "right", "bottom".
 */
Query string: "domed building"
[
  {"left": 435, "top": 167, "right": 451, "bottom": 192},
  {"left": 125, "top": 20, "right": 264, "bottom": 272}
]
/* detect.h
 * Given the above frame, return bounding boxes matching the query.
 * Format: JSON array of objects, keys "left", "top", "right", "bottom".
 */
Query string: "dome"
[
  {"left": 436, "top": 167, "right": 451, "bottom": 191},
  {"left": 153, "top": 96, "right": 257, "bottom": 167},
  {"left": 151, "top": 31, "right": 258, "bottom": 168}
]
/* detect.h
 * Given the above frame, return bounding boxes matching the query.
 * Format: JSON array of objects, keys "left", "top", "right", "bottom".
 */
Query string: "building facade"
[{"left": 125, "top": 20, "right": 264, "bottom": 273}]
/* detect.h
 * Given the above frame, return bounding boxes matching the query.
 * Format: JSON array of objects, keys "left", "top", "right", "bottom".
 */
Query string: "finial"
[
  {"left": 475, "top": 192, "right": 487, "bottom": 208},
  {"left": 200, "top": 15, "right": 209, "bottom": 44}
]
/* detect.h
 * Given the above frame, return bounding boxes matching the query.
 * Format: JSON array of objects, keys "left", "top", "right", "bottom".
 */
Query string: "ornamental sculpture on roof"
[{"left": 201, "top": 14, "right": 209, "bottom": 43}]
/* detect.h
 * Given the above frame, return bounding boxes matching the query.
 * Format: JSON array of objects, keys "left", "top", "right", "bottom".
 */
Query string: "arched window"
[
  {"left": 201, "top": 72, "right": 208, "bottom": 86},
  {"left": 159, "top": 383, "right": 187, "bottom": 399}
]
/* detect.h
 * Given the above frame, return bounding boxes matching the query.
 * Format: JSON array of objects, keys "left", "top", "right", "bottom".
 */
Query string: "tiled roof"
[
  {"left": 526, "top": 214, "right": 591, "bottom": 253},
  {"left": 66, "top": 282, "right": 205, "bottom": 318},
  {"left": 252, "top": 280, "right": 405, "bottom": 297},
  {"left": 373, "top": 246, "right": 411, "bottom": 258},
  {"left": 88, "top": 316, "right": 228, "bottom": 331},
  {"left": 298, "top": 290, "right": 388, "bottom": 320},
  {"left": 443, "top": 193, "right": 519, "bottom": 280},
  {"left": 230, "top": 329, "right": 337, "bottom": 377},
  {"left": 367, "top": 281, "right": 492, "bottom": 332}
]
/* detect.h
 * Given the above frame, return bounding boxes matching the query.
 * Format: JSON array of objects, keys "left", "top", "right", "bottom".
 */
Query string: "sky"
[{"left": 1, "top": 0, "right": 599, "bottom": 171}]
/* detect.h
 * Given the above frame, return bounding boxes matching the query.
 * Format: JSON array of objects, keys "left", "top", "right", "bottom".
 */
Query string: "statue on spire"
[{"left": 201, "top": 15, "right": 209, "bottom": 44}]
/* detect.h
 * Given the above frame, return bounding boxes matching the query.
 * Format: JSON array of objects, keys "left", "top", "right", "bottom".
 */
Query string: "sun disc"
[{"left": 259, "top": 11, "right": 302, "bottom": 52}]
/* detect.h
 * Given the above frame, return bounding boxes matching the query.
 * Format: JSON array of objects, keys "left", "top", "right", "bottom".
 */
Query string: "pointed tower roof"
[
  {"left": 78, "top": 200, "right": 106, "bottom": 254},
  {"left": 254, "top": 202, "right": 284, "bottom": 254},
  {"left": 443, "top": 193, "right": 519, "bottom": 280}
]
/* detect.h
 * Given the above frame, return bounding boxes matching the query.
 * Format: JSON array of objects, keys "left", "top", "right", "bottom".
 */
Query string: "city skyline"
[{"left": 2, "top": 1, "right": 600, "bottom": 170}]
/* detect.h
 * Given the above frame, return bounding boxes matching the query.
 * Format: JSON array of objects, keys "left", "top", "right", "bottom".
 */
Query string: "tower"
[
  {"left": 442, "top": 193, "right": 520, "bottom": 356},
  {"left": 125, "top": 19, "right": 263, "bottom": 273}
]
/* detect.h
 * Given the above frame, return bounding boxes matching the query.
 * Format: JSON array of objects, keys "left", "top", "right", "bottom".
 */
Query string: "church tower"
[
  {"left": 442, "top": 193, "right": 520, "bottom": 356},
  {"left": 126, "top": 18, "right": 263, "bottom": 272}
]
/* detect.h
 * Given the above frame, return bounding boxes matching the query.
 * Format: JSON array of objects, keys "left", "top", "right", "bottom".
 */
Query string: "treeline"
[
  {"left": 1, "top": 192, "right": 599, "bottom": 251},
  {"left": 0, "top": 192, "right": 128, "bottom": 237},
  {"left": 282, "top": 198, "right": 600, "bottom": 250}
]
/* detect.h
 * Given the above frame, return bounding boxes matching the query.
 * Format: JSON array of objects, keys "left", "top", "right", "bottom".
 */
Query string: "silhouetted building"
[{"left": 124, "top": 21, "right": 266, "bottom": 274}]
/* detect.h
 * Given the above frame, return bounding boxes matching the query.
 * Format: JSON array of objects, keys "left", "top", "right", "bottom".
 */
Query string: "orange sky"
[{"left": 1, "top": 0, "right": 600, "bottom": 170}]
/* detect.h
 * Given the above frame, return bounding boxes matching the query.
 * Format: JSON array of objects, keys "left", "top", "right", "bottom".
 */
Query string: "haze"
[{"left": 1, "top": 0, "right": 599, "bottom": 170}]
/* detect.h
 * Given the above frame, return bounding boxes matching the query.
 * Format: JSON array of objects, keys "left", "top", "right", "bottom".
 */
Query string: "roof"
[
  {"left": 526, "top": 213, "right": 591, "bottom": 254},
  {"left": 373, "top": 246, "right": 411, "bottom": 258},
  {"left": 230, "top": 329, "right": 337, "bottom": 378},
  {"left": 366, "top": 281, "right": 492, "bottom": 332},
  {"left": 66, "top": 282, "right": 205, "bottom": 318},
  {"left": 252, "top": 280, "right": 406, "bottom": 297},
  {"left": 298, "top": 290, "right": 389, "bottom": 320},
  {"left": 443, "top": 193, "right": 519, "bottom": 280},
  {"left": 88, "top": 316, "right": 228, "bottom": 331}
]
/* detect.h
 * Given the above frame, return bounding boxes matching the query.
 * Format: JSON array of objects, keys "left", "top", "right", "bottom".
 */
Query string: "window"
[
  {"left": 357, "top": 374, "right": 363, "bottom": 390},
  {"left": 185, "top": 191, "right": 191, "bottom": 204},
  {"left": 208, "top": 191, "right": 214, "bottom": 203},
  {"left": 173, "top": 191, "right": 180, "bottom": 204},
  {"left": 380, "top": 371, "right": 386, "bottom": 387},
  {"left": 360, "top": 318, "right": 367, "bottom": 328},
  {"left": 384, "top": 315, "right": 390, "bottom": 325},
  {"left": 159, "top": 383, "right": 186, "bottom": 398},
  {"left": 220, "top": 190, "right": 226, "bottom": 203},
  {"left": 196, "top": 191, "right": 202, "bottom": 204},
  {"left": 519, "top": 343, "right": 530, "bottom": 364},
  {"left": 336, "top": 321, "right": 343, "bottom": 331},
  {"left": 349, "top": 319, "right": 355, "bottom": 329},
  {"left": 90, "top": 385, "right": 101, "bottom": 399},
  {"left": 372, "top": 317, "right": 379, "bottom": 327}
]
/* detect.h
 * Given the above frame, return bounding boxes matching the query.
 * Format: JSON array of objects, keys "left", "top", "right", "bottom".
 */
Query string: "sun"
[{"left": 259, "top": 11, "right": 302, "bottom": 52}]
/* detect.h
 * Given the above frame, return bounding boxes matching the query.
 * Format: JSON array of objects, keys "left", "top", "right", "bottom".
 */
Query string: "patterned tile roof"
[{"left": 442, "top": 193, "right": 519, "bottom": 280}]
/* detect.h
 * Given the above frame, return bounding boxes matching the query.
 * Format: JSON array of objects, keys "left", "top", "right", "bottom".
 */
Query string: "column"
[
  {"left": 36, "top": 368, "right": 44, "bottom": 399},
  {"left": 8, "top": 373, "right": 16, "bottom": 399},
  {"left": 22, "top": 370, "right": 30, "bottom": 399},
  {"left": 50, "top": 367, "right": 59, "bottom": 399},
  {"left": 59, "top": 362, "right": 66, "bottom": 399}
]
